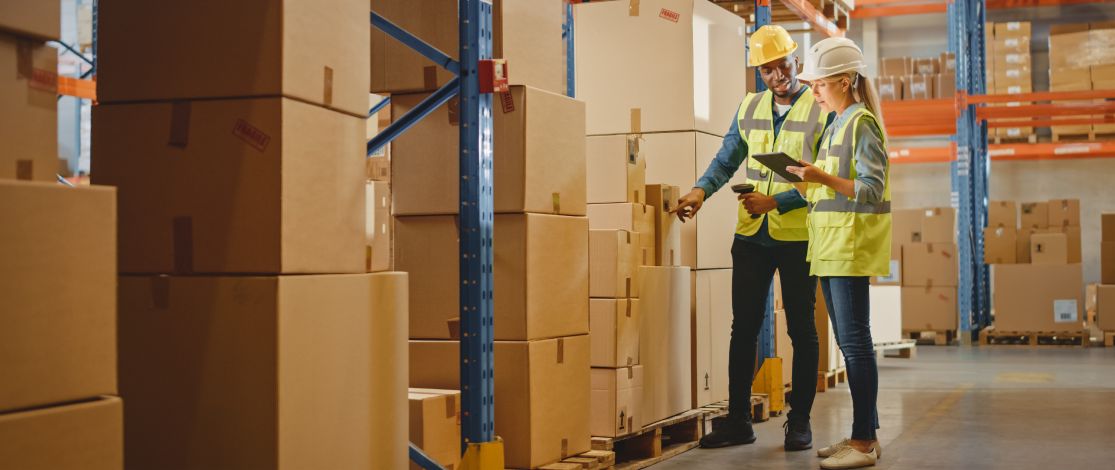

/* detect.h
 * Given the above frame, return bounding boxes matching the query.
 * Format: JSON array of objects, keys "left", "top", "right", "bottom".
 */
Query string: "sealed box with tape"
[{"left": 0, "top": 33, "right": 58, "bottom": 183}]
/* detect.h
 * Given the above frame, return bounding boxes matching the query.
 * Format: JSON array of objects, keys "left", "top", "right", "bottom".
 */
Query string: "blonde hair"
[{"left": 823, "top": 73, "right": 888, "bottom": 136}]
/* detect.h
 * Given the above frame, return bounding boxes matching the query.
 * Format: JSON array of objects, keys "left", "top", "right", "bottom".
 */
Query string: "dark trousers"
[
  {"left": 728, "top": 238, "right": 819, "bottom": 424},
  {"left": 820, "top": 276, "right": 880, "bottom": 440}
]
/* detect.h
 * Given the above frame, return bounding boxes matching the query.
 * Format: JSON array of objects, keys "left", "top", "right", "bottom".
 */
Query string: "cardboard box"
[
  {"left": 119, "top": 273, "right": 408, "bottom": 470},
  {"left": 987, "top": 201, "right": 1017, "bottom": 229},
  {"left": 371, "top": 0, "right": 564, "bottom": 96},
  {"left": 409, "top": 389, "right": 461, "bottom": 470},
  {"left": 92, "top": 97, "right": 366, "bottom": 275},
  {"left": 921, "top": 207, "right": 956, "bottom": 243},
  {"left": 881, "top": 57, "right": 911, "bottom": 77},
  {"left": 1047, "top": 199, "right": 1081, "bottom": 228},
  {"left": 588, "top": 203, "right": 656, "bottom": 264},
  {"left": 903, "top": 74, "right": 936, "bottom": 100},
  {"left": 902, "top": 243, "right": 958, "bottom": 287},
  {"left": 637, "top": 266, "right": 692, "bottom": 424},
  {"left": 643, "top": 131, "right": 747, "bottom": 269},
  {"left": 0, "top": 1, "right": 60, "bottom": 40},
  {"left": 892, "top": 209, "right": 924, "bottom": 249},
  {"left": 590, "top": 230, "right": 641, "bottom": 298},
  {"left": 366, "top": 181, "right": 393, "bottom": 273},
  {"left": 993, "top": 36, "right": 1030, "bottom": 54},
  {"left": 1057, "top": 225, "right": 1082, "bottom": 264},
  {"left": 1103, "top": 213, "right": 1115, "bottom": 241},
  {"left": 0, "top": 181, "right": 117, "bottom": 413},
  {"left": 0, "top": 34, "right": 58, "bottom": 182},
  {"left": 1020, "top": 202, "right": 1049, "bottom": 229},
  {"left": 876, "top": 77, "right": 903, "bottom": 101},
  {"left": 395, "top": 213, "right": 589, "bottom": 340},
  {"left": 912, "top": 57, "right": 940, "bottom": 75},
  {"left": 902, "top": 286, "right": 958, "bottom": 331},
  {"left": 1016, "top": 228, "right": 1056, "bottom": 264},
  {"left": 1104, "top": 242, "right": 1115, "bottom": 284},
  {"left": 409, "top": 337, "right": 591, "bottom": 469},
  {"left": 1096, "top": 285, "right": 1115, "bottom": 331},
  {"left": 645, "top": 184, "right": 682, "bottom": 266},
  {"left": 590, "top": 299, "right": 641, "bottom": 368},
  {"left": 869, "top": 286, "right": 904, "bottom": 344},
  {"left": 936, "top": 73, "right": 956, "bottom": 99},
  {"left": 574, "top": 0, "right": 748, "bottom": 136},
  {"left": 1031, "top": 232, "right": 1068, "bottom": 265},
  {"left": 591, "top": 366, "right": 644, "bottom": 437},
  {"left": 1049, "top": 31, "right": 1091, "bottom": 69},
  {"left": 984, "top": 226, "right": 1018, "bottom": 264},
  {"left": 392, "top": 86, "right": 587, "bottom": 216},
  {"left": 1051, "top": 23, "right": 1090, "bottom": 35},
  {"left": 994, "top": 21, "right": 1032, "bottom": 38},
  {"left": 993, "top": 264, "right": 1083, "bottom": 332},
  {"left": 367, "top": 155, "right": 391, "bottom": 181},
  {"left": 993, "top": 53, "right": 1032, "bottom": 72},
  {"left": 588, "top": 135, "right": 647, "bottom": 204},
  {"left": 0, "top": 396, "right": 122, "bottom": 470},
  {"left": 940, "top": 52, "right": 957, "bottom": 73},
  {"left": 692, "top": 269, "right": 730, "bottom": 408},
  {"left": 99, "top": 0, "right": 368, "bottom": 117}
]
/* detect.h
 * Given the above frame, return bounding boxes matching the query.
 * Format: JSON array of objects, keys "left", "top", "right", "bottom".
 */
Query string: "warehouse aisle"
[{"left": 654, "top": 347, "right": 1115, "bottom": 469}]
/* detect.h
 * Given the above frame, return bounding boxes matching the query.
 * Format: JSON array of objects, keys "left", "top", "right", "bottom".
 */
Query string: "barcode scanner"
[{"left": 732, "top": 183, "right": 761, "bottom": 219}]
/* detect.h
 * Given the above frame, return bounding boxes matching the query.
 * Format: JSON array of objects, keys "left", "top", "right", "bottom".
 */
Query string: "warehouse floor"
[{"left": 655, "top": 347, "right": 1115, "bottom": 469}]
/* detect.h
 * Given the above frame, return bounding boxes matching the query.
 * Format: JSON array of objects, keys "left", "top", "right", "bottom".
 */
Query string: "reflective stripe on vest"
[{"left": 733, "top": 89, "right": 828, "bottom": 241}]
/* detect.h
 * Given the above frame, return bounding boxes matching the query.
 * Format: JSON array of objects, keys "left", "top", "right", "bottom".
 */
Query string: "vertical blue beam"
[
  {"left": 458, "top": 0, "right": 496, "bottom": 450},
  {"left": 753, "top": 0, "right": 774, "bottom": 363},
  {"left": 753, "top": 0, "right": 772, "bottom": 93},
  {"left": 975, "top": 0, "right": 991, "bottom": 330},
  {"left": 564, "top": 0, "right": 576, "bottom": 97}
]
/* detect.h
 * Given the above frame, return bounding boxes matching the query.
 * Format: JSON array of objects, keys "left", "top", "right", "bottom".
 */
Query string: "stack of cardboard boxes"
[
  {"left": 0, "top": 4, "right": 124, "bottom": 469},
  {"left": 986, "top": 22, "right": 1035, "bottom": 141},
  {"left": 889, "top": 208, "right": 959, "bottom": 337},
  {"left": 988, "top": 200, "right": 1084, "bottom": 333},
  {"left": 94, "top": 2, "right": 411, "bottom": 469},
  {"left": 875, "top": 52, "right": 956, "bottom": 101},
  {"left": 577, "top": 0, "right": 748, "bottom": 428},
  {"left": 1094, "top": 215, "right": 1115, "bottom": 340},
  {"left": 1048, "top": 23, "right": 1115, "bottom": 140},
  {"left": 376, "top": 3, "right": 592, "bottom": 468}
]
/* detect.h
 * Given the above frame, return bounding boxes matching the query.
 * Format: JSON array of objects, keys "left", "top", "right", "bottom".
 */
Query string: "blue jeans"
[{"left": 820, "top": 276, "right": 879, "bottom": 441}]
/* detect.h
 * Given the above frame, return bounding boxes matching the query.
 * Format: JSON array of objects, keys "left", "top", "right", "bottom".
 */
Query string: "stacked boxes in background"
[
  {"left": 380, "top": 5, "right": 591, "bottom": 468},
  {"left": 1048, "top": 23, "right": 1115, "bottom": 140},
  {"left": 1092, "top": 24, "right": 1115, "bottom": 138},
  {"left": 576, "top": 0, "right": 747, "bottom": 427},
  {"left": 94, "top": 2, "right": 411, "bottom": 469},
  {"left": 0, "top": 5, "right": 123, "bottom": 469},
  {"left": 990, "top": 200, "right": 1084, "bottom": 333},
  {"left": 895, "top": 208, "right": 958, "bottom": 336},
  {"left": 987, "top": 22, "right": 1034, "bottom": 141},
  {"left": 408, "top": 389, "right": 461, "bottom": 470},
  {"left": 875, "top": 52, "right": 956, "bottom": 101},
  {"left": 1095, "top": 215, "right": 1115, "bottom": 338}
]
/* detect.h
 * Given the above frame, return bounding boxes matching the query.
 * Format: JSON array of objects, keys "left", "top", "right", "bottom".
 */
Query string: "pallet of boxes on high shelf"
[
  {"left": 986, "top": 21, "right": 1038, "bottom": 144},
  {"left": 983, "top": 199, "right": 1088, "bottom": 346},
  {"left": 891, "top": 207, "right": 959, "bottom": 345},
  {"left": 0, "top": 3, "right": 124, "bottom": 469}
]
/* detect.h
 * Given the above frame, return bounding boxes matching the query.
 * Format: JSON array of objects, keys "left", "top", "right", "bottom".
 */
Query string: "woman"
[{"left": 785, "top": 37, "right": 892, "bottom": 470}]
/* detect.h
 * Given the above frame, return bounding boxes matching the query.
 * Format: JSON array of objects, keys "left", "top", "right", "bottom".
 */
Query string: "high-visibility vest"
[
  {"left": 735, "top": 89, "right": 828, "bottom": 241},
  {"left": 805, "top": 106, "right": 892, "bottom": 277}
]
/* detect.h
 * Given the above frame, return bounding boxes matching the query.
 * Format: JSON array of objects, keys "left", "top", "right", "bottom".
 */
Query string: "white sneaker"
[
  {"left": 817, "top": 439, "right": 882, "bottom": 459},
  {"left": 819, "top": 446, "right": 878, "bottom": 469}
]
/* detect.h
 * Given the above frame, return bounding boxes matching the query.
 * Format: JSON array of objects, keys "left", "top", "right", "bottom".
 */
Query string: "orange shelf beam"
[
  {"left": 988, "top": 141, "right": 1115, "bottom": 161},
  {"left": 779, "top": 0, "right": 844, "bottom": 37},
  {"left": 882, "top": 98, "right": 959, "bottom": 136},
  {"left": 968, "top": 89, "right": 1115, "bottom": 105},
  {"left": 977, "top": 102, "right": 1115, "bottom": 120},
  {"left": 57, "top": 76, "right": 96, "bottom": 100},
  {"left": 889, "top": 143, "right": 957, "bottom": 164},
  {"left": 986, "top": 0, "right": 1111, "bottom": 8},
  {"left": 851, "top": 2, "right": 948, "bottom": 18}
]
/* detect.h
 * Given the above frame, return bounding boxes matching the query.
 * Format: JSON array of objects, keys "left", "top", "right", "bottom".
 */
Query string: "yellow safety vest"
[
  {"left": 735, "top": 89, "right": 828, "bottom": 241},
  {"left": 806, "top": 106, "right": 892, "bottom": 277}
]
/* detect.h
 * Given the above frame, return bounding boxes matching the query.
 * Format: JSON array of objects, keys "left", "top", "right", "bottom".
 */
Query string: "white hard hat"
[{"left": 796, "top": 37, "right": 866, "bottom": 82}]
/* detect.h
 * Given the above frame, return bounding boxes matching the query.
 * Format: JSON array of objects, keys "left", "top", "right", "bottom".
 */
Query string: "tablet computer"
[{"left": 752, "top": 152, "right": 805, "bottom": 183}]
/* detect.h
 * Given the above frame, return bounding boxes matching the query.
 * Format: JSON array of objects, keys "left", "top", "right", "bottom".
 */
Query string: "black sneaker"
[
  {"left": 783, "top": 419, "right": 813, "bottom": 451},
  {"left": 700, "top": 417, "right": 757, "bottom": 448}
]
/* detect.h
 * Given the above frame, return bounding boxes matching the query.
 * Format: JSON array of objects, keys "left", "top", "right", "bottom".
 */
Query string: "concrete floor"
[{"left": 654, "top": 347, "right": 1115, "bottom": 469}]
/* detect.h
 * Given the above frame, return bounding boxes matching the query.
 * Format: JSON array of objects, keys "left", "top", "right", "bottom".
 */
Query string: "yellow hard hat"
[{"left": 749, "top": 25, "right": 798, "bottom": 67}]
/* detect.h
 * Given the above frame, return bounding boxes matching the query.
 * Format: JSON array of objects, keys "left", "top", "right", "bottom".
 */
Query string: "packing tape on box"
[
  {"left": 626, "top": 134, "right": 641, "bottom": 162},
  {"left": 447, "top": 317, "right": 461, "bottom": 340},
  {"left": 323, "top": 66, "right": 334, "bottom": 107},
  {"left": 448, "top": 97, "right": 460, "bottom": 126},
  {"left": 556, "top": 338, "right": 565, "bottom": 364},
  {"left": 627, "top": 355, "right": 634, "bottom": 366},
  {"left": 552, "top": 192, "right": 561, "bottom": 213},
  {"left": 424, "top": 66, "right": 438, "bottom": 90},
  {"left": 630, "top": 108, "right": 642, "bottom": 133},
  {"left": 629, "top": 0, "right": 640, "bottom": 16},
  {"left": 626, "top": 300, "right": 632, "bottom": 317},
  {"left": 15, "top": 160, "right": 32, "bottom": 180},
  {"left": 561, "top": 438, "right": 570, "bottom": 458},
  {"left": 625, "top": 277, "right": 632, "bottom": 298},
  {"left": 168, "top": 101, "right": 192, "bottom": 148},
  {"left": 150, "top": 276, "right": 171, "bottom": 310},
  {"left": 173, "top": 217, "right": 194, "bottom": 274},
  {"left": 15, "top": 40, "right": 32, "bottom": 79},
  {"left": 446, "top": 395, "right": 457, "bottom": 419}
]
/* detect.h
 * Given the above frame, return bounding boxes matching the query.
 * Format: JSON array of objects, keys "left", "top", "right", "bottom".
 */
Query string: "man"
[{"left": 677, "top": 25, "right": 833, "bottom": 451}]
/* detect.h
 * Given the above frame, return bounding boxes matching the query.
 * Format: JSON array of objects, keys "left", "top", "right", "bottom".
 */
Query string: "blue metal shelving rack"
[
  {"left": 948, "top": 0, "right": 991, "bottom": 343},
  {"left": 368, "top": 1, "right": 500, "bottom": 468},
  {"left": 753, "top": 0, "right": 777, "bottom": 365}
]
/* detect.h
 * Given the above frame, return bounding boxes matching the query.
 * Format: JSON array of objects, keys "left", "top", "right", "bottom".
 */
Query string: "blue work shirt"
[{"left": 694, "top": 86, "right": 835, "bottom": 247}]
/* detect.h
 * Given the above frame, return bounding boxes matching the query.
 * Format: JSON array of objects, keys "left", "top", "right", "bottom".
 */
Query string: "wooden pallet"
[
  {"left": 816, "top": 367, "right": 848, "bottom": 393},
  {"left": 541, "top": 450, "right": 617, "bottom": 470},
  {"left": 698, "top": 395, "right": 770, "bottom": 425},
  {"left": 904, "top": 329, "right": 955, "bottom": 346},
  {"left": 591, "top": 410, "right": 704, "bottom": 470},
  {"left": 1103, "top": 332, "right": 1115, "bottom": 347},
  {"left": 875, "top": 339, "right": 918, "bottom": 359},
  {"left": 1053, "top": 130, "right": 1115, "bottom": 143},
  {"left": 992, "top": 133, "right": 1038, "bottom": 144},
  {"left": 978, "top": 326, "right": 1090, "bottom": 347}
]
